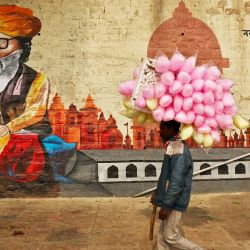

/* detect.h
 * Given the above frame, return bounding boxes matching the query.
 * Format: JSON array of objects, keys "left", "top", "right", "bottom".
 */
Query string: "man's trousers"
[{"left": 155, "top": 210, "right": 204, "bottom": 250}]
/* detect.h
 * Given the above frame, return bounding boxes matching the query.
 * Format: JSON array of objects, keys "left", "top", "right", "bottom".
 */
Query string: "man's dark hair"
[
  {"left": 16, "top": 37, "right": 32, "bottom": 63},
  {"left": 160, "top": 120, "right": 181, "bottom": 134}
]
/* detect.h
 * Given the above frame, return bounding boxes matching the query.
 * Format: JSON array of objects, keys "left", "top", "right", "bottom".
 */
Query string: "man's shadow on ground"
[{"left": 141, "top": 205, "right": 215, "bottom": 227}]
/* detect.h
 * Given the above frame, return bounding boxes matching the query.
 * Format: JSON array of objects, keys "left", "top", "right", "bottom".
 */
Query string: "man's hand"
[
  {"left": 159, "top": 208, "right": 171, "bottom": 220},
  {"left": 150, "top": 193, "right": 156, "bottom": 204},
  {"left": 0, "top": 125, "right": 9, "bottom": 137}
]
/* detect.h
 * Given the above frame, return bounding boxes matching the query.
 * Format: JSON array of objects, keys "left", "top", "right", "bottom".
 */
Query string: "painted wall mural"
[
  {"left": 0, "top": 5, "right": 76, "bottom": 193},
  {"left": 0, "top": 2, "right": 249, "bottom": 197}
]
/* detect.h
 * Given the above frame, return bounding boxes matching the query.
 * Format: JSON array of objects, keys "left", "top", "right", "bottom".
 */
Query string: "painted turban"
[{"left": 0, "top": 5, "right": 41, "bottom": 38}]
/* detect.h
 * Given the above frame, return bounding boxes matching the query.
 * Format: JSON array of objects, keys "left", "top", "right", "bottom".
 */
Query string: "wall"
[{"left": 0, "top": 0, "right": 250, "bottom": 197}]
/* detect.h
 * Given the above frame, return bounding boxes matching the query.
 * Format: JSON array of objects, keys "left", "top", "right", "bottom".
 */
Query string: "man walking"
[{"left": 152, "top": 120, "right": 204, "bottom": 250}]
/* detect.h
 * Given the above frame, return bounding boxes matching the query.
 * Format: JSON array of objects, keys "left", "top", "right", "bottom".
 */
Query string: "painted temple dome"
[
  {"left": 107, "top": 115, "right": 117, "bottom": 127},
  {"left": 147, "top": 0, "right": 229, "bottom": 70},
  {"left": 99, "top": 112, "right": 106, "bottom": 122},
  {"left": 101, "top": 115, "right": 123, "bottom": 149},
  {"left": 50, "top": 93, "right": 65, "bottom": 110},
  {"left": 69, "top": 103, "right": 77, "bottom": 111}
]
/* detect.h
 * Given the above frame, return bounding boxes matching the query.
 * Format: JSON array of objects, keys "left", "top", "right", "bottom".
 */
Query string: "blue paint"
[
  {"left": 41, "top": 135, "right": 76, "bottom": 183},
  {"left": 41, "top": 135, "right": 76, "bottom": 157}
]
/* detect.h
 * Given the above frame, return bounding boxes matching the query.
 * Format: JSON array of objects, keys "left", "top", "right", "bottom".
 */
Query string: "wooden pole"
[{"left": 149, "top": 205, "right": 157, "bottom": 241}]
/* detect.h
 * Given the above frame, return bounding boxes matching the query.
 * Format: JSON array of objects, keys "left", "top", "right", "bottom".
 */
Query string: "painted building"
[
  {"left": 48, "top": 92, "right": 250, "bottom": 150},
  {"left": 49, "top": 93, "right": 125, "bottom": 149},
  {"left": 67, "top": 148, "right": 250, "bottom": 196}
]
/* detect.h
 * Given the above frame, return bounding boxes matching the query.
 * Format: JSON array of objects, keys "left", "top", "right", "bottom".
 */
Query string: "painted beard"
[{"left": 0, "top": 49, "right": 22, "bottom": 74}]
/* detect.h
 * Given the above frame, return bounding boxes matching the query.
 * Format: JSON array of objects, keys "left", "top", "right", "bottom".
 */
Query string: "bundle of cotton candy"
[
  {"left": 118, "top": 52, "right": 250, "bottom": 147},
  {"left": 118, "top": 66, "right": 157, "bottom": 125}
]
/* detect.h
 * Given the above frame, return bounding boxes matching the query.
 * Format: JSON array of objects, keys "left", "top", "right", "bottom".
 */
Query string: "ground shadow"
[{"left": 182, "top": 207, "right": 215, "bottom": 227}]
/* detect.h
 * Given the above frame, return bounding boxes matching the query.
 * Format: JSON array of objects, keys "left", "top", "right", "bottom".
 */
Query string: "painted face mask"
[{"left": 0, "top": 49, "right": 22, "bottom": 74}]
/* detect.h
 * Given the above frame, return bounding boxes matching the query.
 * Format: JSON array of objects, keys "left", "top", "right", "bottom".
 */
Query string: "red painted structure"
[
  {"left": 0, "top": 134, "right": 45, "bottom": 182},
  {"left": 48, "top": 94, "right": 125, "bottom": 149},
  {"left": 147, "top": 0, "right": 229, "bottom": 71},
  {"left": 48, "top": 93, "right": 250, "bottom": 150}
]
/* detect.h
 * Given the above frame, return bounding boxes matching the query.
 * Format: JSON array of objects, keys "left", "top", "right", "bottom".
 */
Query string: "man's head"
[
  {"left": 0, "top": 5, "right": 41, "bottom": 61},
  {"left": 159, "top": 120, "right": 181, "bottom": 143}
]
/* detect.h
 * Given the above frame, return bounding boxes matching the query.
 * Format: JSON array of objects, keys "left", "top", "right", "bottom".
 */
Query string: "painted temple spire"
[{"left": 84, "top": 93, "right": 97, "bottom": 109}]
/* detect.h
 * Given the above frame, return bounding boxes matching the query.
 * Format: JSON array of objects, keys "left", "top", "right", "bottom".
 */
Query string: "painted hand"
[
  {"left": 159, "top": 208, "right": 171, "bottom": 220},
  {"left": 0, "top": 125, "right": 10, "bottom": 137}
]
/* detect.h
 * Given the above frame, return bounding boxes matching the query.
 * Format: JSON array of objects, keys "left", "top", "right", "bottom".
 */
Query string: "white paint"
[
  {"left": 98, "top": 162, "right": 161, "bottom": 182},
  {"left": 98, "top": 161, "right": 250, "bottom": 183}
]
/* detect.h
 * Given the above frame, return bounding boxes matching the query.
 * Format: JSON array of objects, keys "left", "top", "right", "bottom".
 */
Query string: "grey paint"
[
  {"left": 79, "top": 148, "right": 250, "bottom": 162},
  {"left": 100, "top": 179, "right": 250, "bottom": 197},
  {"left": 67, "top": 151, "right": 98, "bottom": 182}
]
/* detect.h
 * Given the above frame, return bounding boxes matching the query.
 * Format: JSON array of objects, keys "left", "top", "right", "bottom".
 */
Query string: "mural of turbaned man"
[
  {"left": 0, "top": 4, "right": 139, "bottom": 198},
  {"left": 0, "top": 5, "right": 77, "bottom": 196}
]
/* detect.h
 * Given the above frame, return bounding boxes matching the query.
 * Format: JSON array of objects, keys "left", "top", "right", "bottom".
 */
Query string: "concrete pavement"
[{"left": 0, "top": 192, "right": 249, "bottom": 250}]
